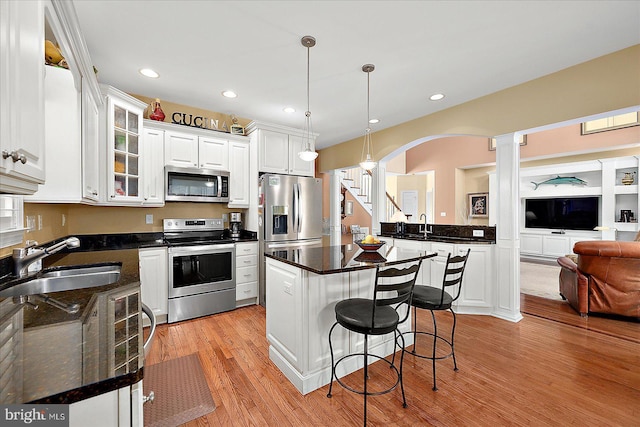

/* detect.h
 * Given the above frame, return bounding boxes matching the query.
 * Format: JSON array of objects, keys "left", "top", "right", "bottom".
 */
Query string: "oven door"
[{"left": 168, "top": 244, "right": 235, "bottom": 298}]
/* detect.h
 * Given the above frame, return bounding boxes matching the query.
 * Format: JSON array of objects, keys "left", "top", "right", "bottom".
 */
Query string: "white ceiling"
[{"left": 73, "top": 1, "right": 640, "bottom": 149}]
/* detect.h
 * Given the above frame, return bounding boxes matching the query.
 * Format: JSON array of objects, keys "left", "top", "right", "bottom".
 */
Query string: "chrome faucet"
[
  {"left": 419, "top": 214, "right": 432, "bottom": 237},
  {"left": 13, "top": 237, "right": 80, "bottom": 277}
]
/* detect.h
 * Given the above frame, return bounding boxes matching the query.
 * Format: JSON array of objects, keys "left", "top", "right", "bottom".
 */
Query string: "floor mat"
[{"left": 143, "top": 353, "right": 215, "bottom": 427}]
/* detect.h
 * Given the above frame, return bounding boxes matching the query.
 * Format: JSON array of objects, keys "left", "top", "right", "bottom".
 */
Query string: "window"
[
  {"left": 0, "top": 195, "right": 25, "bottom": 248},
  {"left": 581, "top": 111, "right": 640, "bottom": 135}
]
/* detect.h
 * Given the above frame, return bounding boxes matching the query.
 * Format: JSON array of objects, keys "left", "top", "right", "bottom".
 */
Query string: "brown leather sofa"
[{"left": 557, "top": 241, "right": 640, "bottom": 318}]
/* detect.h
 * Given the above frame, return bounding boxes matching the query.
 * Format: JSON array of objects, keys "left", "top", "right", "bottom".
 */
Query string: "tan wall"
[
  {"left": 0, "top": 202, "right": 245, "bottom": 258},
  {"left": 132, "top": 94, "right": 252, "bottom": 131},
  {"left": 318, "top": 45, "right": 640, "bottom": 172}
]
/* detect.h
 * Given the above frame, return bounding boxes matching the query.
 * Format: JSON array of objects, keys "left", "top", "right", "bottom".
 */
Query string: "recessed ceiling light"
[
  {"left": 139, "top": 68, "right": 159, "bottom": 78},
  {"left": 283, "top": 107, "right": 296, "bottom": 113},
  {"left": 222, "top": 90, "right": 237, "bottom": 98},
  {"left": 430, "top": 93, "right": 445, "bottom": 101},
  {"left": 369, "top": 118, "right": 379, "bottom": 124}
]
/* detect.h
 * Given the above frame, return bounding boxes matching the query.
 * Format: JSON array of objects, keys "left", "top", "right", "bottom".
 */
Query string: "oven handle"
[{"left": 167, "top": 243, "right": 236, "bottom": 255}]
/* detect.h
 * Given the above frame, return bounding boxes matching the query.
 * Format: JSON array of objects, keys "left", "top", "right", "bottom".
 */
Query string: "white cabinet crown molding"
[
  {"left": 246, "top": 120, "right": 319, "bottom": 139},
  {"left": 144, "top": 118, "right": 249, "bottom": 143},
  {"left": 48, "top": 0, "right": 102, "bottom": 106}
]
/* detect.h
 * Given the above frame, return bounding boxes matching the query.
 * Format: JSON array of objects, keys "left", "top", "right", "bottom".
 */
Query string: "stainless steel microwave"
[{"left": 165, "top": 166, "right": 230, "bottom": 202}]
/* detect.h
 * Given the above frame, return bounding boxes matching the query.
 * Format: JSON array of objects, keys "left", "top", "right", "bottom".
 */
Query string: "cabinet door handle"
[
  {"left": 2, "top": 150, "right": 27, "bottom": 164},
  {"left": 143, "top": 391, "right": 155, "bottom": 404}
]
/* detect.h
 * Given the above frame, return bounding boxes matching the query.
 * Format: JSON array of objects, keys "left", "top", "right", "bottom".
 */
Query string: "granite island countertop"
[{"left": 265, "top": 243, "right": 435, "bottom": 274}]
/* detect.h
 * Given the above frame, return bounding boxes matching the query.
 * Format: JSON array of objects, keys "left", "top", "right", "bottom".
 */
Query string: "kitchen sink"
[{"left": 0, "top": 263, "right": 122, "bottom": 298}]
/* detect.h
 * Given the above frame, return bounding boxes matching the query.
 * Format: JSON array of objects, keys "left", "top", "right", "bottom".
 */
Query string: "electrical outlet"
[
  {"left": 26, "top": 216, "right": 35, "bottom": 231},
  {"left": 473, "top": 229, "right": 484, "bottom": 237},
  {"left": 284, "top": 284, "right": 292, "bottom": 295},
  {"left": 222, "top": 213, "right": 228, "bottom": 222},
  {"left": 440, "top": 212, "right": 446, "bottom": 217},
  {"left": 37, "top": 215, "right": 42, "bottom": 230},
  {"left": 145, "top": 214, "right": 153, "bottom": 225}
]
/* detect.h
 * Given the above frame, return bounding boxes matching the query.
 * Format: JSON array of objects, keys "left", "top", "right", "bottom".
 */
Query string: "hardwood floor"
[{"left": 145, "top": 298, "right": 640, "bottom": 426}]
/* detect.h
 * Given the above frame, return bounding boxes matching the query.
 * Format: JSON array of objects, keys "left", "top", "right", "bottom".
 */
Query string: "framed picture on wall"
[{"left": 468, "top": 192, "right": 489, "bottom": 218}]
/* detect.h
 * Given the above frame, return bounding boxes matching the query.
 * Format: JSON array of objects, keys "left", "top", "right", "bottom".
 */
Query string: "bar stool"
[
  {"left": 402, "top": 249, "right": 470, "bottom": 391},
  {"left": 327, "top": 260, "right": 422, "bottom": 426}
]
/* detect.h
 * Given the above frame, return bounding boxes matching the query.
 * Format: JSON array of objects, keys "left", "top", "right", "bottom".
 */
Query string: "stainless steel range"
[{"left": 164, "top": 218, "right": 235, "bottom": 323}]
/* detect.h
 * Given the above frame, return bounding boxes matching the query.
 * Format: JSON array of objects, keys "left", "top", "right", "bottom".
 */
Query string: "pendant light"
[
  {"left": 298, "top": 35, "right": 319, "bottom": 162},
  {"left": 359, "top": 64, "right": 377, "bottom": 171}
]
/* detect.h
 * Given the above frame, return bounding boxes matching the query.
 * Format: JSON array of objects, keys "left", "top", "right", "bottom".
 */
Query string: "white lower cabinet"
[
  {"left": 520, "top": 231, "right": 600, "bottom": 259},
  {"left": 235, "top": 242, "right": 258, "bottom": 306},
  {"left": 139, "top": 247, "right": 168, "bottom": 324},
  {"left": 389, "top": 238, "right": 495, "bottom": 315},
  {"left": 69, "top": 381, "right": 143, "bottom": 427}
]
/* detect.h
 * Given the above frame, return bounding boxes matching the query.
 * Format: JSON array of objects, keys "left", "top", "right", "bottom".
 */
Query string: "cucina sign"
[{"left": 171, "top": 112, "right": 225, "bottom": 131}]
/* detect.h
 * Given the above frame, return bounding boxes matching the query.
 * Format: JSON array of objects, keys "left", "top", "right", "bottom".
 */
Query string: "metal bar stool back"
[
  {"left": 327, "top": 260, "right": 422, "bottom": 426},
  {"left": 404, "top": 248, "right": 470, "bottom": 391}
]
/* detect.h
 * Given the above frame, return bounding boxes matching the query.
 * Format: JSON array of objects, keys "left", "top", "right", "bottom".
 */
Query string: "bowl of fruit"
[{"left": 356, "top": 235, "right": 385, "bottom": 252}]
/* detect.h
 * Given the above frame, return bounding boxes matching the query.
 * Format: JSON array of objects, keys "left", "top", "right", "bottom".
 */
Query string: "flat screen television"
[{"left": 524, "top": 197, "right": 599, "bottom": 230}]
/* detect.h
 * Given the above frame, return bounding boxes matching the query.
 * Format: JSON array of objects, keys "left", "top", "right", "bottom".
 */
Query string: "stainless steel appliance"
[
  {"left": 230, "top": 212, "right": 242, "bottom": 238},
  {"left": 164, "top": 218, "right": 235, "bottom": 323},
  {"left": 258, "top": 174, "right": 323, "bottom": 305},
  {"left": 165, "top": 166, "right": 229, "bottom": 203}
]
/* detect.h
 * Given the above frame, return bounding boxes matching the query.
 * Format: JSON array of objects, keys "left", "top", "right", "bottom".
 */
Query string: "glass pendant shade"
[
  {"left": 298, "top": 36, "right": 318, "bottom": 162},
  {"left": 360, "top": 64, "right": 376, "bottom": 171}
]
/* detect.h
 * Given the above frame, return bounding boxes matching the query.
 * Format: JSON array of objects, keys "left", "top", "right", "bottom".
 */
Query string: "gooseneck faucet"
[
  {"left": 13, "top": 237, "right": 80, "bottom": 277},
  {"left": 419, "top": 213, "right": 432, "bottom": 237}
]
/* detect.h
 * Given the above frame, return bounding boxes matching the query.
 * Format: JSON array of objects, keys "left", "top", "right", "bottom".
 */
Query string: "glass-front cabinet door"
[{"left": 102, "top": 86, "right": 147, "bottom": 203}]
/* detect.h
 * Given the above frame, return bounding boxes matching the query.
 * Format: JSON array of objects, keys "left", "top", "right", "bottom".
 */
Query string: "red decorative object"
[{"left": 150, "top": 98, "right": 165, "bottom": 121}]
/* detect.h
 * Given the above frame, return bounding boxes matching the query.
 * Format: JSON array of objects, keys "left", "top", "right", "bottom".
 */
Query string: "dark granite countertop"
[
  {"left": 265, "top": 243, "right": 435, "bottom": 275},
  {"left": 379, "top": 233, "right": 495, "bottom": 244},
  {"left": 0, "top": 230, "right": 258, "bottom": 405}
]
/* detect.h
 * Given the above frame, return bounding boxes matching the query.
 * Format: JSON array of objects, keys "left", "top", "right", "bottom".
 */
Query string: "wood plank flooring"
[{"left": 145, "top": 297, "right": 640, "bottom": 426}]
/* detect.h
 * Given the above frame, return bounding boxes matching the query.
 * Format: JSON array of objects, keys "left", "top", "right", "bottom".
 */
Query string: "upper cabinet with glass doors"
[{"left": 100, "top": 85, "right": 148, "bottom": 204}]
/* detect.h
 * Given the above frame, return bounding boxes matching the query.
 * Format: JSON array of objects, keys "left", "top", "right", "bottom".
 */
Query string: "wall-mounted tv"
[{"left": 524, "top": 197, "right": 599, "bottom": 231}]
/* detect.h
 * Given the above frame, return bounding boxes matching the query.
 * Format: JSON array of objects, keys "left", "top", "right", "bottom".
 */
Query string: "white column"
[
  {"left": 493, "top": 133, "right": 523, "bottom": 322},
  {"left": 371, "top": 163, "right": 387, "bottom": 235},
  {"left": 329, "top": 170, "right": 342, "bottom": 245}
]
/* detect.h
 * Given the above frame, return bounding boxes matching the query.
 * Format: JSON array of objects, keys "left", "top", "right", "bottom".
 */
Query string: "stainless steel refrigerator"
[{"left": 258, "top": 174, "right": 323, "bottom": 306}]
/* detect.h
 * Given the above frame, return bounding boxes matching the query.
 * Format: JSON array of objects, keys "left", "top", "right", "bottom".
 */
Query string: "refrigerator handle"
[{"left": 296, "top": 183, "right": 302, "bottom": 232}]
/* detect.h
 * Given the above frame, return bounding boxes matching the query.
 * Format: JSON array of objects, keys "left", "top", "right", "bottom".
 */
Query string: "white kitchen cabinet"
[
  {"left": 248, "top": 122, "right": 316, "bottom": 177},
  {"left": 199, "top": 135, "right": 229, "bottom": 170},
  {"left": 164, "top": 129, "right": 198, "bottom": 167},
  {"left": 69, "top": 380, "right": 143, "bottom": 427},
  {"left": 235, "top": 241, "right": 258, "bottom": 306},
  {"left": 0, "top": 0, "right": 46, "bottom": 194},
  {"left": 139, "top": 247, "right": 168, "bottom": 324},
  {"left": 24, "top": 66, "right": 81, "bottom": 202},
  {"left": 390, "top": 238, "right": 429, "bottom": 286},
  {"left": 164, "top": 130, "right": 229, "bottom": 171},
  {"left": 141, "top": 128, "right": 165, "bottom": 206},
  {"left": 456, "top": 244, "right": 494, "bottom": 312},
  {"left": 228, "top": 140, "right": 250, "bottom": 208},
  {"left": 428, "top": 242, "right": 454, "bottom": 288},
  {"left": 100, "top": 85, "right": 147, "bottom": 204},
  {"left": 82, "top": 78, "right": 102, "bottom": 202}
]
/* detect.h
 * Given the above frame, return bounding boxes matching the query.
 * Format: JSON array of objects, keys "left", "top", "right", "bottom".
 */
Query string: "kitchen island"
[{"left": 264, "top": 243, "right": 434, "bottom": 395}]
